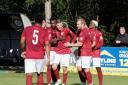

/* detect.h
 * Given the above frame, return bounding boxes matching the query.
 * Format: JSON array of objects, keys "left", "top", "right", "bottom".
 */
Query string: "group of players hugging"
[{"left": 20, "top": 17, "right": 104, "bottom": 85}]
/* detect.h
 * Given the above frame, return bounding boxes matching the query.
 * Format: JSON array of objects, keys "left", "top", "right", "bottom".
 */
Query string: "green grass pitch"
[{"left": 0, "top": 72, "right": 128, "bottom": 85}]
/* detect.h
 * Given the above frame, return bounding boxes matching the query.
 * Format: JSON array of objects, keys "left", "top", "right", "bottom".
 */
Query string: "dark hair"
[
  {"left": 77, "top": 16, "right": 86, "bottom": 25},
  {"left": 119, "top": 26, "right": 125, "bottom": 30},
  {"left": 50, "top": 17, "right": 57, "bottom": 21},
  {"left": 34, "top": 22, "right": 41, "bottom": 26},
  {"left": 77, "top": 16, "right": 86, "bottom": 22}
]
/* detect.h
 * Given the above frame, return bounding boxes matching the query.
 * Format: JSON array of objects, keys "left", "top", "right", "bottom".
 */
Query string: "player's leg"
[
  {"left": 61, "top": 54, "right": 70, "bottom": 85},
  {"left": 36, "top": 73, "right": 43, "bottom": 85},
  {"left": 26, "top": 73, "right": 33, "bottom": 85},
  {"left": 46, "top": 51, "right": 55, "bottom": 84},
  {"left": 52, "top": 64, "right": 61, "bottom": 85},
  {"left": 76, "top": 57, "right": 86, "bottom": 85},
  {"left": 52, "top": 54, "right": 61, "bottom": 85},
  {"left": 36, "top": 59, "right": 46, "bottom": 85},
  {"left": 62, "top": 67, "right": 68, "bottom": 85},
  {"left": 47, "top": 65, "right": 52, "bottom": 85},
  {"left": 96, "top": 67, "right": 103, "bottom": 85},
  {"left": 78, "top": 69, "right": 86, "bottom": 85},
  {"left": 82, "top": 57, "right": 93, "bottom": 85},
  {"left": 57, "top": 64, "right": 61, "bottom": 71},
  {"left": 84, "top": 68, "right": 92, "bottom": 85},
  {"left": 51, "top": 64, "right": 61, "bottom": 83},
  {"left": 51, "top": 68, "right": 57, "bottom": 83},
  {"left": 25, "top": 59, "right": 36, "bottom": 85},
  {"left": 93, "top": 57, "right": 103, "bottom": 85},
  {"left": 77, "top": 67, "right": 86, "bottom": 85},
  {"left": 51, "top": 51, "right": 60, "bottom": 83}
]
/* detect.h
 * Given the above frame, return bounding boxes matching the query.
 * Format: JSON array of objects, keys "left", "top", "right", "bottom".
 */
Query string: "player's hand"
[
  {"left": 58, "top": 36, "right": 64, "bottom": 40},
  {"left": 64, "top": 42, "right": 71, "bottom": 47},
  {"left": 46, "top": 59, "right": 50, "bottom": 66},
  {"left": 21, "top": 51, "right": 26, "bottom": 59},
  {"left": 116, "top": 40, "right": 121, "bottom": 44}
]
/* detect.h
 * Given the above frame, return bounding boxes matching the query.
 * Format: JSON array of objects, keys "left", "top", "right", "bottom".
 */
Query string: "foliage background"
[{"left": 0, "top": 0, "right": 128, "bottom": 45}]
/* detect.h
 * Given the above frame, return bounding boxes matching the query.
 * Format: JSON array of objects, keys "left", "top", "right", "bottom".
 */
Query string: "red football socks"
[
  {"left": 98, "top": 71, "right": 103, "bottom": 85},
  {"left": 47, "top": 66, "right": 52, "bottom": 84},
  {"left": 37, "top": 73, "right": 43, "bottom": 85},
  {"left": 78, "top": 70, "right": 86, "bottom": 83},
  {"left": 53, "top": 69, "right": 60, "bottom": 80},
  {"left": 63, "top": 73, "right": 68, "bottom": 84},
  {"left": 86, "top": 71, "right": 92, "bottom": 84},
  {"left": 79, "top": 70, "right": 86, "bottom": 78},
  {"left": 26, "top": 74, "right": 32, "bottom": 85}
]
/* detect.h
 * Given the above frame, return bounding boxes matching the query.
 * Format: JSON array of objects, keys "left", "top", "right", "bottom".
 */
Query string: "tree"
[
  {"left": 1, "top": 0, "right": 128, "bottom": 31},
  {"left": 45, "top": 0, "right": 51, "bottom": 24}
]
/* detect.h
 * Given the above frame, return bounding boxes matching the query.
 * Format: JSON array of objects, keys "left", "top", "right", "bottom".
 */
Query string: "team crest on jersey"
[
  {"left": 80, "top": 37, "right": 83, "bottom": 41},
  {"left": 48, "top": 34, "right": 52, "bottom": 38},
  {"left": 61, "top": 32, "right": 64, "bottom": 35},
  {"left": 94, "top": 36, "right": 96, "bottom": 40}
]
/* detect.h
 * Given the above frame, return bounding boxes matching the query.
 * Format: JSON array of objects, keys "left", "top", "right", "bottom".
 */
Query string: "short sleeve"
[
  {"left": 78, "top": 32, "right": 85, "bottom": 43},
  {"left": 98, "top": 32, "right": 103, "bottom": 41},
  {"left": 44, "top": 30, "right": 51, "bottom": 44},
  {"left": 91, "top": 32, "right": 96, "bottom": 41},
  {"left": 98, "top": 32, "right": 102, "bottom": 37},
  {"left": 21, "top": 29, "right": 26, "bottom": 38},
  {"left": 68, "top": 29, "right": 77, "bottom": 43}
]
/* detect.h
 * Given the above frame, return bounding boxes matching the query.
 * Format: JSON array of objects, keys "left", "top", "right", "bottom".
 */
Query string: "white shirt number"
[{"left": 32, "top": 30, "right": 39, "bottom": 45}]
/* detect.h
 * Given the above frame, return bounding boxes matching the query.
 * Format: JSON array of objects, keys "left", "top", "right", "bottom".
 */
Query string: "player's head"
[
  {"left": 41, "top": 20, "right": 46, "bottom": 28},
  {"left": 50, "top": 18, "right": 57, "bottom": 28},
  {"left": 62, "top": 21, "right": 68, "bottom": 28},
  {"left": 119, "top": 26, "right": 126, "bottom": 35},
  {"left": 33, "top": 21, "right": 41, "bottom": 26},
  {"left": 56, "top": 21, "right": 63, "bottom": 31},
  {"left": 89, "top": 20, "right": 98, "bottom": 28},
  {"left": 77, "top": 17, "right": 86, "bottom": 30}
]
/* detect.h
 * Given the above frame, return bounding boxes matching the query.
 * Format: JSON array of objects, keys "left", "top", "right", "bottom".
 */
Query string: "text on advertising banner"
[{"left": 100, "top": 47, "right": 128, "bottom": 68}]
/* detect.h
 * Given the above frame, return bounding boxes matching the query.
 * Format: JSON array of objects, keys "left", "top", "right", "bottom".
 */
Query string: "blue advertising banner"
[{"left": 100, "top": 47, "right": 128, "bottom": 68}]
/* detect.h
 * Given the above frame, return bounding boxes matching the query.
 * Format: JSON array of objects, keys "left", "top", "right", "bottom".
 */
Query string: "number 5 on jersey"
[{"left": 32, "top": 30, "right": 39, "bottom": 45}]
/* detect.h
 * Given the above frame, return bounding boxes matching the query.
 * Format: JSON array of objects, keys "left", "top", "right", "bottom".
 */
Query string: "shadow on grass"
[
  {"left": 70, "top": 83, "right": 81, "bottom": 85},
  {"left": 32, "top": 83, "right": 47, "bottom": 85},
  {"left": 32, "top": 83, "right": 82, "bottom": 85}
]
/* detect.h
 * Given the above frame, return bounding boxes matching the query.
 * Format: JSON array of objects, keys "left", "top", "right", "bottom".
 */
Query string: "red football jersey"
[
  {"left": 78, "top": 28, "right": 92, "bottom": 56},
  {"left": 56, "top": 28, "right": 77, "bottom": 54},
  {"left": 90, "top": 28, "right": 104, "bottom": 57},
  {"left": 45, "top": 27, "right": 60, "bottom": 51},
  {"left": 45, "top": 27, "right": 53, "bottom": 43},
  {"left": 21, "top": 25, "right": 49, "bottom": 59},
  {"left": 89, "top": 28, "right": 96, "bottom": 43},
  {"left": 94, "top": 29, "right": 104, "bottom": 49}
]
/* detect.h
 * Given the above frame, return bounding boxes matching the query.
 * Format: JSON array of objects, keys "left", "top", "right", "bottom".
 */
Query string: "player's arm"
[
  {"left": 65, "top": 33, "right": 85, "bottom": 47},
  {"left": 94, "top": 33, "right": 104, "bottom": 50},
  {"left": 65, "top": 41, "right": 83, "bottom": 47},
  {"left": 20, "top": 36, "right": 26, "bottom": 51},
  {"left": 20, "top": 30, "right": 26, "bottom": 58},
  {"left": 69, "top": 29, "right": 77, "bottom": 43},
  {"left": 56, "top": 35, "right": 65, "bottom": 41},
  {"left": 45, "top": 42, "right": 50, "bottom": 62},
  {"left": 89, "top": 31, "right": 96, "bottom": 48},
  {"left": 91, "top": 36, "right": 96, "bottom": 48},
  {"left": 91, "top": 40, "right": 96, "bottom": 48},
  {"left": 50, "top": 36, "right": 64, "bottom": 43},
  {"left": 50, "top": 31, "right": 65, "bottom": 43},
  {"left": 45, "top": 32, "right": 51, "bottom": 65}
]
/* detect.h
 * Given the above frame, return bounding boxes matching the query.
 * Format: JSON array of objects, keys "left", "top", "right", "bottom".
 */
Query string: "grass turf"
[{"left": 0, "top": 72, "right": 128, "bottom": 85}]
